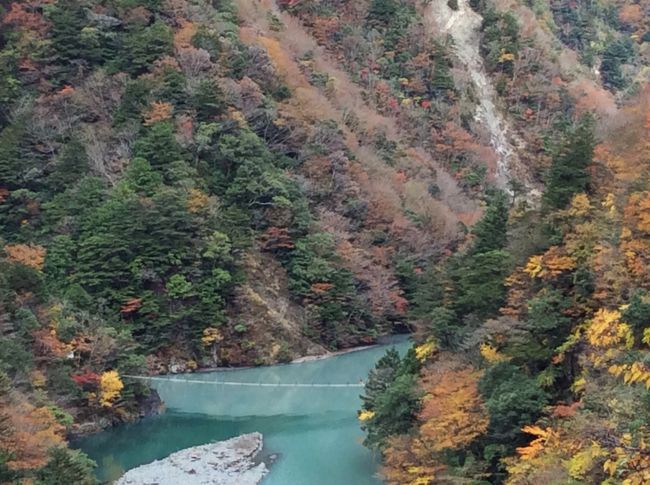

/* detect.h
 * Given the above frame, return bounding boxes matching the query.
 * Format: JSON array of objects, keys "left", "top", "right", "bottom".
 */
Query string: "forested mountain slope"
[
  {"left": 354, "top": 0, "right": 650, "bottom": 483},
  {"left": 0, "top": 0, "right": 648, "bottom": 482}
]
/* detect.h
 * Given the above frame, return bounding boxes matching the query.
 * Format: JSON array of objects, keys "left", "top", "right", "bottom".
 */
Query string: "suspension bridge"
[
  {"left": 119, "top": 342, "right": 410, "bottom": 416},
  {"left": 123, "top": 375, "right": 366, "bottom": 388}
]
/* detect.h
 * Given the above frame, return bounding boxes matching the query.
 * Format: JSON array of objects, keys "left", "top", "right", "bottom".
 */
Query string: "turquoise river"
[{"left": 75, "top": 337, "right": 411, "bottom": 484}]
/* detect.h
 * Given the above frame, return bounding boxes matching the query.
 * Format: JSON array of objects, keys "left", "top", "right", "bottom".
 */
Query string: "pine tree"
[
  {"left": 47, "top": 139, "right": 89, "bottom": 193},
  {"left": 119, "top": 21, "right": 173, "bottom": 75},
  {"left": 479, "top": 363, "right": 548, "bottom": 446},
  {"left": 361, "top": 348, "right": 401, "bottom": 412},
  {"left": 470, "top": 190, "right": 509, "bottom": 254},
  {"left": 367, "top": 0, "right": 400, "bottom": 25},
  {"left": 431, "top": 49, "right": 455, "bottom": 94},
  {"left": 452, "top": 250, "right": 511, "bottom": 319},
  {"left": 543, "top": 114, "right": 595, "bottom": 211},
  {"left": 47, "top": 0, "right": 114, "bottom": 81},
  {"left": 0, "top": 124, "right": 23, "bottom": 189},
  {"left": 35, "top": 448, "right": 97, "bottom": 485},
  {"left": 360, "top": 348, "right": 424, "bottom": 449},
  {"left": 428, "top": 306, "right": 459, "bottom": 349},
  {"left": 601, "top": 37, "right": 634, "bottom": 90},
  {"left": 192, "top": 79, "right": 226, "bottom": 121},
  {"left": 114, "top": 79, "right": 152, "bottom": 125},
  {"left": 123, "top": 158, "right": 163, "bottom": 196},
  {"left": 133, "top": 122, "right": 183, "bottom": 169},
  {"left": 409, "top": 268, "right": 445, "bottom": 319}
]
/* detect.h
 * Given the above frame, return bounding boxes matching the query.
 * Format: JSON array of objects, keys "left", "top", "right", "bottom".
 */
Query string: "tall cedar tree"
[{"left": 543, "top": 114, "right": 596, "bottom": 211}]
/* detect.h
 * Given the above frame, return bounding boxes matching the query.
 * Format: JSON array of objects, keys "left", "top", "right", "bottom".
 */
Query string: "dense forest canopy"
[{"left": 0, "top": 0, "right": 649, "bottom": 482}]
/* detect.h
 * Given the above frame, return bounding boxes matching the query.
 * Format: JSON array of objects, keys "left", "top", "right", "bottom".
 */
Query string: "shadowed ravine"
[{"left": 74, "top": 337, "right": 411, "bottom": 484}]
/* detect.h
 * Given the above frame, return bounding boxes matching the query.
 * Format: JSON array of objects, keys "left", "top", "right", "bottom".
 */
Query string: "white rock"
[{"left": 117, "top": 433, "right": 268, "bottom": 485}]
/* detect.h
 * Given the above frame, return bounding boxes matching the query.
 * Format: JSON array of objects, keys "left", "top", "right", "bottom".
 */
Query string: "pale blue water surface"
[{"left": 75, "top": 337, "right": 411, "bottom": 484}]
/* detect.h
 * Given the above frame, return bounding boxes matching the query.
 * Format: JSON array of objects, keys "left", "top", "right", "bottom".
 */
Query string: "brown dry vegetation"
[{"left": 235, "top": 0, "right": 475, "bottom": 251}]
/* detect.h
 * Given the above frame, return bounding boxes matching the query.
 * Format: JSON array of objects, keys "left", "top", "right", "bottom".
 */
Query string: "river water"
[{"left": 74, "top": 337, "right": 411, "bottom": 484}]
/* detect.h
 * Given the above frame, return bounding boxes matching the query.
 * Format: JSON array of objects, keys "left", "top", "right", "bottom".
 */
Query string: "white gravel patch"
[{"left": 117, "top": 432, "right": 268, "bottom": 485}]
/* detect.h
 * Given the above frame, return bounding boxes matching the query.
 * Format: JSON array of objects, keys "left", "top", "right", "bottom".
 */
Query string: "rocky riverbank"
[
  {"left": 70, "top": 390, "right": 164, "bottom": 437},
  {"left": 117, "top": 432, "right": 269, "bottom": 485}
]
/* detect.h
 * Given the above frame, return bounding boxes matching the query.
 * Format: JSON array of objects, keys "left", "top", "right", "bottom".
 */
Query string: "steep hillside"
[
  {"left": 355, "top": 1, "right": 650, "bottom": 483},
  {"left": 0, "top": 0, "right": 648, "bottom": 482}
]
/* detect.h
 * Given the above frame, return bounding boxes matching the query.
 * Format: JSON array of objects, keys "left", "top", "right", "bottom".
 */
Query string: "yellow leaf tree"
[
  {"left": 99, "top": 370, "right": 124, "bottom": 407},
  {"left": 202, "top": 327, "right": 224, "bottom": 365},
  {"left": 586, "top": 308, "right": 633, "bottom": 349}
]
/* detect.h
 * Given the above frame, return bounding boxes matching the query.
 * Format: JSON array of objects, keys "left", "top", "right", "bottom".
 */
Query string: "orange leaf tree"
[{"left": 4, "top": 244, "right": 46, "bottom": 270}]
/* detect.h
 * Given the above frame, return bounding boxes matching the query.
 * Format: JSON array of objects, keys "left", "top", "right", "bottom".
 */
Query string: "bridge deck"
[{"left": 123, "top": 375, "right": 365, "bottom": 388}]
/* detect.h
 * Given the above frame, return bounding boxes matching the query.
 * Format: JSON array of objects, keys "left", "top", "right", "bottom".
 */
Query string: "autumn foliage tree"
[
  {"left": 0, "top": 399, "right": 65, "bottom": 472},
  {"left": 4, "top": 244, "right": 46, "bottom": 270},
  {"left": 418, "top": 366, "right": 489, "bottom": 452},
  {"left": 380, "top": 359, "right": 489, "bottom": 484},
  {"left": 99, "top": 370, "right": 124, "bottom": 408}
]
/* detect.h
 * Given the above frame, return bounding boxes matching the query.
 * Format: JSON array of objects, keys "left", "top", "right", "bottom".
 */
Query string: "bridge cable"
[{"left": 123, "top": 375, "right": 365, "bottom": 388}]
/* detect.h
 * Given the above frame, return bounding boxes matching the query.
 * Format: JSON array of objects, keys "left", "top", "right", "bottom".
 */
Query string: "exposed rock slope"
[{"left": 425, "top": 0, "right": 540, "bottom": 201}]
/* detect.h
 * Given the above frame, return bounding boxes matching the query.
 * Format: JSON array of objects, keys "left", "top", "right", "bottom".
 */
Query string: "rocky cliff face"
[{"left": 425, "top": 0, "right": 540, "bottom": 202}]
